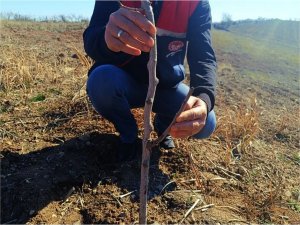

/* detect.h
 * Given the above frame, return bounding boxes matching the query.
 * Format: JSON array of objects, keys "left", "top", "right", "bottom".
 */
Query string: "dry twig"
[
  {"left": 205, "top": 156, "right": 242, "bottom": 180},
  {"left": 215, "top": 205, "right": 242, "bottom": 213},
  {"left": 179, "top": 198, "right": 201, "bottom": 223},
  {"left": 194, "top": 203, "right": 215, "bottom": 212},
  {"left": 117, "top": 190, "right": 136, "bottom": 199},
  {"left": 109, "top": 192, "right": 123, "bottom": 207}
]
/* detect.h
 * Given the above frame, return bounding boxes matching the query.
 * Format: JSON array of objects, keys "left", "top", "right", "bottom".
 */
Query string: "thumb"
[{"left": 183, "top": 96, "right": 198, "bottom": 111}]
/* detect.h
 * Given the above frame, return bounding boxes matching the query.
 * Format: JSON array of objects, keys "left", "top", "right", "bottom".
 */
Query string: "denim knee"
[
  {"left": 193, "top": 110, "right": 216, "bottom": 139},
  {"left": 87, "top": 65, "right": 123, "bottom": 113},
  {"left": 87, "top": 65, "right": 141, "bottom": 143}
]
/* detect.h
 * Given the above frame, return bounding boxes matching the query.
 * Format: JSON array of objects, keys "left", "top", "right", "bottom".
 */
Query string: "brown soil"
[{"left": 1, "top": 21, "right": 299, "bottom": 224}]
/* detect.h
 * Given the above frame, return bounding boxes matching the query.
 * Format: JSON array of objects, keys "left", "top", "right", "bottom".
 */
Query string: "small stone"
[
  {"left": 52, "top": 214, "right": 57, "bottom": 218},
  {"left": 29, "top": 210, "right": 35, "bottom": 215}
]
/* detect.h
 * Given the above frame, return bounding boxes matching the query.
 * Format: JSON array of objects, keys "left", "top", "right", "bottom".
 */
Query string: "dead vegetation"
[{"left": 1, "top": 20, "right": 299, "bottom": 224}]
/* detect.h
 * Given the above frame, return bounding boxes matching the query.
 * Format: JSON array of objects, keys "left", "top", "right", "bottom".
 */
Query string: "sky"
[{"left": 1, "top": 0, "right": 300, "bottom": 22}]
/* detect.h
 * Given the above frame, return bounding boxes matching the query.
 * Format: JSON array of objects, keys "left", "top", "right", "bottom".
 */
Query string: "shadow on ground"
[{"left": 1, "top": 132, "right": 171, "bottom": 224}]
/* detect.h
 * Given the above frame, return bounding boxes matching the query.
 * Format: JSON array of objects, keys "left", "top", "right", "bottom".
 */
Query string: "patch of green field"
[
  {"left": 229, "top": 19, "right": 300, "bottom": 48},
  {"left": 212, "top": 24, "right": 300, "bottom": 92},
  {"left": 212, "top": 29, "right": 299, "bottom": 67}
]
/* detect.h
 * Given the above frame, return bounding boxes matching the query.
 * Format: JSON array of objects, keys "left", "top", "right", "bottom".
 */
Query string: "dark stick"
[{"left": 150, "top": 88, "right": 194, "bottom": 148}]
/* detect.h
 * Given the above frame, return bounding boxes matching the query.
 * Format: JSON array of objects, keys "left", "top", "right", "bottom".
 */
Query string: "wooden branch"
[
  {"left": 139, "top": 1, "right": 158, "bottom": 224},
  {"left": 139, "top": 1, "right": 194, "bottom": 224}
]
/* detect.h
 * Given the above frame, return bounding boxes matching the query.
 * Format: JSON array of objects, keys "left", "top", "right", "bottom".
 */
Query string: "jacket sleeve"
[
  {"left": 187, "top": 0, "right": 217, "bottom": 112},
  {"left": 83, "top": 1, "right": 133, "bottom": 65}
]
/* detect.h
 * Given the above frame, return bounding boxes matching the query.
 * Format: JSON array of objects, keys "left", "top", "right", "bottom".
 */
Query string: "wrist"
[{"left": 197, "top": 93, "right": 211, "bottom": 112}]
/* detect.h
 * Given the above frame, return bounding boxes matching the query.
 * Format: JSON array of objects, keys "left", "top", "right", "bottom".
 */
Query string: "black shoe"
[
  {"left": 117, "top": 138, "right": 142, "bottom": 162},
  {"left": 159, "top": 135, "right": 175, "bottom": 149}
]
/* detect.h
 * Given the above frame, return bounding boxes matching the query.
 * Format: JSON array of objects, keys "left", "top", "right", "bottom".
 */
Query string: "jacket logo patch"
[{"left": 168, "top": 41, "right": 184, "bottom": 52}]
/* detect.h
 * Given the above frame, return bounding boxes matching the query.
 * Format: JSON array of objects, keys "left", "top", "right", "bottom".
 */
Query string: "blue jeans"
[{"left": 87, "top": 65, "right": 216, "bottom": 143}]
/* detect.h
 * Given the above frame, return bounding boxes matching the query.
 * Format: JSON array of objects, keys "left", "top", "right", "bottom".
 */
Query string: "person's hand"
[
  {"left": 105, "top": 7, "right": 156, "bottom": 56},
  {"left": 170, "top": 96, "right": 207, "bottom": 138}
]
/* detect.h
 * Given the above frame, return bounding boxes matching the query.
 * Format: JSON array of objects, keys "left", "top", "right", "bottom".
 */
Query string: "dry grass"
[
  {"left": 212, "top": 96, "right": 260, "bottom": 166},
  {"left": 0, "top": 20, "right": 91, "bottom": 104},
  {"left": 216, "top": 98, "right": 260, "bottom": 147},
  {"left": 1, "top": 44, "right": 55, "bottom": 91}
]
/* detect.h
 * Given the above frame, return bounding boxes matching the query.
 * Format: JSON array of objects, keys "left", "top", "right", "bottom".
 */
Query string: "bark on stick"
[
  {"left": 139, "top": 1, "right": 194, "bottom": 223},
  {"left": 139, "top": 1, "right": 158, "bottom": 224}
]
